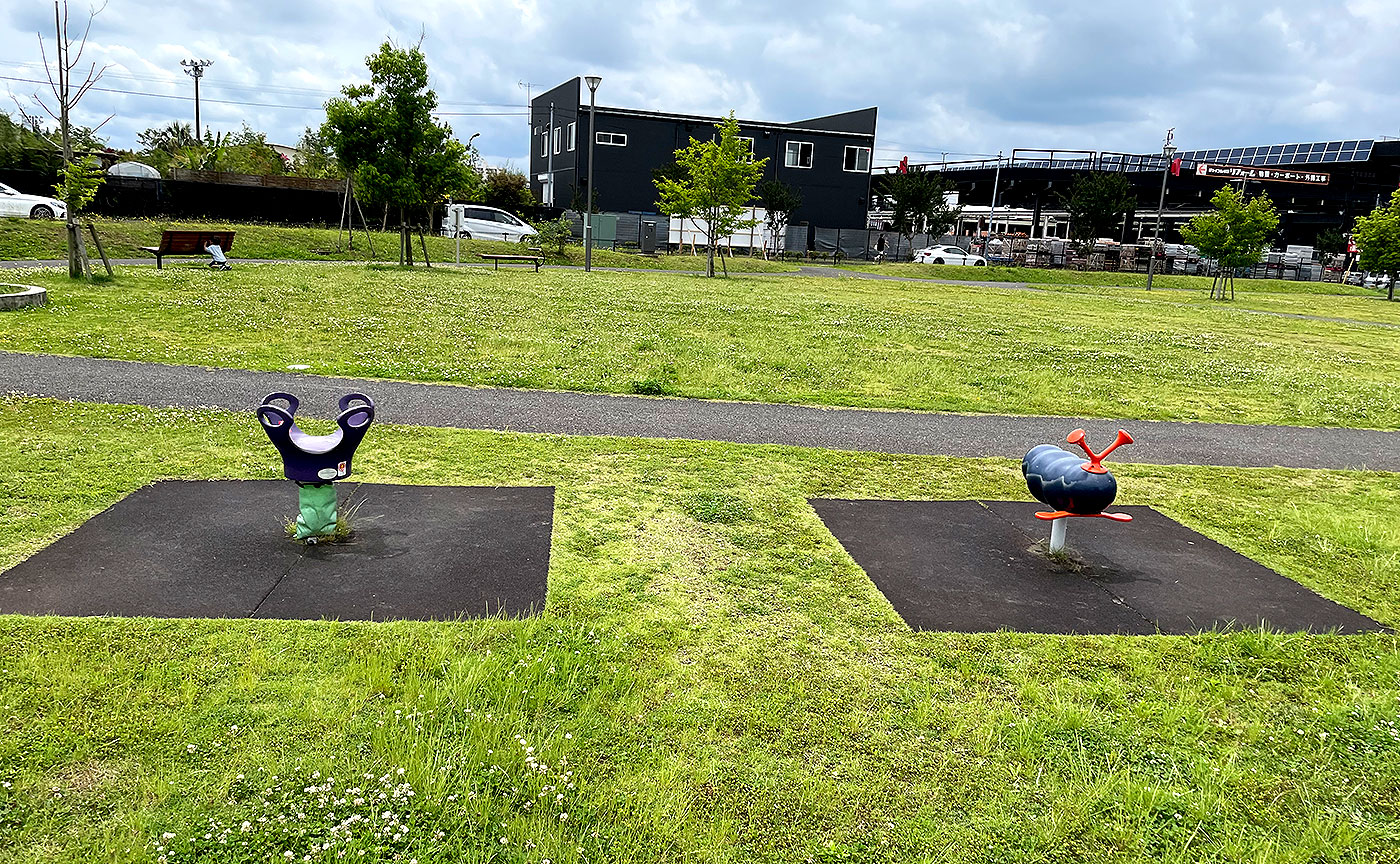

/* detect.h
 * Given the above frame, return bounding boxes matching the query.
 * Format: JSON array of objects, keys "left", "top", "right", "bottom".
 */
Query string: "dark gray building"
[{"left": 529, "top": 78, "right": 877, "bottom": 229}]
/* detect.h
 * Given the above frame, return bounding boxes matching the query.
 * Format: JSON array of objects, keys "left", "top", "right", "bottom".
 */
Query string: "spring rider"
[
  {"left": 257, "top": 392, "right": 375, "bottom": 542},
  {"left": 1022, "top": 428, "right": 1133, "bottom": 553}
]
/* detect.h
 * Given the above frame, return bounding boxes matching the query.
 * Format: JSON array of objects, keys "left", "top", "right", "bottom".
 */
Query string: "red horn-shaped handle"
[{"left": 1066, "top": 428, "right": 1133, "bottom": 473}]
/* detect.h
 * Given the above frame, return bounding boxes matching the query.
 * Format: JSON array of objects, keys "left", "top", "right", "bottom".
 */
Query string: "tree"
[
  {"left": 1060, "top": 172, "right": 1136, "bottom": 251},
  {"left": 886, "top": 169, "right": 962, "bottom": 258},
  {"left": 478, "top": 167, "right": 535, "bottom": 215},
  {"left": 1180, "top": 185, "right": 1280, "bottom": 300},
  {"left": 756, "top": 178, "right": 801, "bottom": 259},
  {"left": 1353, "top": 188, "right": 1400, "bottom": 302},
  {"left": 30, "top": 0, "right": 111, "bottom": 279},
  {"left": 291, "top": 126, "right": 342, "bottom": 179},
  {"left": 322, "top": 40, "right": 481, "bottom": 265},
  {"left": 655, "top": 112, "right": 767, "bottom": 277}
]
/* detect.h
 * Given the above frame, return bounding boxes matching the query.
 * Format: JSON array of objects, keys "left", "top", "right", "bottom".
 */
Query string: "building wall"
[{"left": 531, "top": 83, "right": 876, "bottom": 229}]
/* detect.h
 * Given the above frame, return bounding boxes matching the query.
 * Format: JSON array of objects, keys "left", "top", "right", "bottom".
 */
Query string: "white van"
[{"left": 441, "top": 204, "right": 537, "bottom": 242}]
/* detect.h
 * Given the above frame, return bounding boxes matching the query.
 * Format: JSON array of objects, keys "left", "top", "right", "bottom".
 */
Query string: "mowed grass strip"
[
  {"left": 840, "top": 261, "right": 1382, "bottom": 296},
  {"left": 0, "top": 396, "right": 1398, "bottom": 863},
  {"left": 0, "top": 216, "right": 797, "bottom": 273},
  {"left": 4, "top": 262, "right": 1400, "bottom": 429}
]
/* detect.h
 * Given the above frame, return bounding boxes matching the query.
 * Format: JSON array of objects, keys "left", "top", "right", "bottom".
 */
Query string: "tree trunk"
[{"left": 1390, "top": 271, "right": 1397, "bottom": 302}]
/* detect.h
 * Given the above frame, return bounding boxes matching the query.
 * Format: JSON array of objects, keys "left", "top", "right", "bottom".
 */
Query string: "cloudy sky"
[{"left": 2, "top": 0, "right": 1398, "bottom": 169}]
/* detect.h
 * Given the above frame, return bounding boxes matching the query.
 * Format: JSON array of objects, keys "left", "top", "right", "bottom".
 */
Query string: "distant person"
[{"left": 206, "top": 242, "right": 231, "bottom": 271}]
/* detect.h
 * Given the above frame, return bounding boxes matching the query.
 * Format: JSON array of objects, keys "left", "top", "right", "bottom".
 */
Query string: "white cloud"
[{"left": 1, "top": 0, "right": 1398, "bottom": 167}]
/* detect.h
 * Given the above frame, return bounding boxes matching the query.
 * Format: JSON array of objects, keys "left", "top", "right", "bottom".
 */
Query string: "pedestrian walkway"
[{"left": 2, "top": 351, "right": 1394, "bottom": 471}]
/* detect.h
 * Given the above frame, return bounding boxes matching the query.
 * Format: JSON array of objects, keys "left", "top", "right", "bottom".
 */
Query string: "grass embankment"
[
  {"left": 840, "top": 262, "right": 1382, "bottom": 296},
  {"left": 0, "top": 216, "right": 797, "bottom": 273},
  {"left": 1, "top": 396, "right": 1398, "bottom": 862},
  {"left": 4, "top": 263, "right": 1399, "bottom": 429}
]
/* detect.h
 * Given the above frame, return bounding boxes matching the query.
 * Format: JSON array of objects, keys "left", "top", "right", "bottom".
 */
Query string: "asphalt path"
[{"left": 2, "top": 351, "right": 1395, "bottom": 471}]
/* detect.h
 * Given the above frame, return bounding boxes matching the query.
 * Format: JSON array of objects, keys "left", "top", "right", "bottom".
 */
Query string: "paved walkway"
[{"left": 2, "top": 351, "right": 1394, "bottom": 471}]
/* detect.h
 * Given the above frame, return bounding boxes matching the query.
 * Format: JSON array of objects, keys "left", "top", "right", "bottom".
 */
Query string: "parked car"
[
  {"left": 0, "top": 182, "right": 66, "bottom": 220},
  {"left": 440, "top": 204, "right": 537, "bottom": 242},
  {"left": 1364, "top": 272, "right": 1393, "bottom": 289},
  {"left": 914, "top": 244, "right": 986, "bottom": 266}
]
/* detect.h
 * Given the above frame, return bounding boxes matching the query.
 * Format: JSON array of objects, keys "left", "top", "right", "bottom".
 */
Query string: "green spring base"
[{"left": 296, "top": 482, "right": 338, "bottom": 540}]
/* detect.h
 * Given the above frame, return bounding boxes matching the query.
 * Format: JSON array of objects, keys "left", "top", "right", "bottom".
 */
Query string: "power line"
[
  {"left": 0, "top": 74, "right": 526, "bottom": 117},
  {"left": 0, "top": 59, "right": 524, "bottom": 108}
]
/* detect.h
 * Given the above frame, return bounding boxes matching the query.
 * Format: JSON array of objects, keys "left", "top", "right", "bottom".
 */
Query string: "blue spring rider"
[
  {"left": 257, "top": 392, "right": 375, "bottom": 541},
  {"left": 1023, "top": 428, "right": 1133, "bottom": 553}
]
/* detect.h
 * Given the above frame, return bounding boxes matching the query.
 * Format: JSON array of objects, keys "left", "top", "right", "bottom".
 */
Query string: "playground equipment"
[
  {"left": 257, "top": 392, "right": 375, "bottom": 541},
  {"left": 1023, "top": 428, "right": 1133, "bottom": 553}
]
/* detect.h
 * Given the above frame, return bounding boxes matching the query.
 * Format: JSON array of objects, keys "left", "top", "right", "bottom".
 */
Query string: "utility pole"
[
  {"left": 1145, "top": 128, "right": 1177, "bottom": 292},
  {"left": 985, "top": 151, "right": 1003, "bottom": 255},
  {"left": 180, "top": 58, "right": 213, "bottom": 139}
]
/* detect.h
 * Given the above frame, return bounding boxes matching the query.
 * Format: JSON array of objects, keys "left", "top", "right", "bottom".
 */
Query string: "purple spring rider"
[{"left": 257, "top": 392, "right": 375, "bottom": 541}]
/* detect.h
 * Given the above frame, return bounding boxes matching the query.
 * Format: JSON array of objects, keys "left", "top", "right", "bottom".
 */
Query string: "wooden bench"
[
  {"left": 139, "top": 230, "right": 235, "bottom": 269},
  {"left": 479, "top": 253, "right": 544, "bottom": 272}
]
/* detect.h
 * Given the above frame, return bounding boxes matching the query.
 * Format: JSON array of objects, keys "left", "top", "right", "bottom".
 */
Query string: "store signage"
[{"left": 1196, "top": 163, "right": 1329, "bottom": 185}]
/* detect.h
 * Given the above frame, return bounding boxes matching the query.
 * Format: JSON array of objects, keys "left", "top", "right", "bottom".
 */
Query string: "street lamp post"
[
  {"left": 1145, "top": 128, "right": 1177, "bottom": 291},
  {"left": 584, "top": 75, "right": 600, "bottom": 272}
]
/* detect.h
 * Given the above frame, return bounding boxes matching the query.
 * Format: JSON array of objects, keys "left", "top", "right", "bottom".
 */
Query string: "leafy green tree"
[
  {"left": 655, "top": 112, "right": 767, "bottom": 277},
  {"left": 322, "top": 40, "right": 481, "bottom": 265},
  {"left": 1180, "top": 185, "right": 1280, "bottom": 300},
  {"left": 291, "top": 126, "right": 343, "bottom": 179},
  {"left": 1060, "top": 172, "right": 1136, "bottom": 250},
  {"left": 53, "top": 154, "right": 104, "bottom": 214},
  {"left": 756, "top": 178, "right": 802, "bottom": 258},
  {"left": 886, "top": 170, "right": 962, "bottom": 256},
  {"left": 136, "top": 121, "right": 198, "bottom": 175},
  {"left": 1353, "top": 188, "right": 1400, "bottom": 301},
  {"left": 0, "top": 113, "right": 62, "bottom": 171},
  {"left": 478, "top": 168, "right": 535, "bottom": 215}
]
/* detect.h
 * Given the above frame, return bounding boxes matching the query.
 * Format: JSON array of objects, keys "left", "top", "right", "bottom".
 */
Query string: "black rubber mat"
[
  {"left": 811, "top": 499, "right": 1383, "bottom": 635},
  {"left": 0, "top": 481, "right": 553, "bottom": 621}
]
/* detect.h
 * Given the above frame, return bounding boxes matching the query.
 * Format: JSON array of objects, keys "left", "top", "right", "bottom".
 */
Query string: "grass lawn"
[
  {"left": 1, "top": 396, "right": 1398, "bottom": 863},
  {"left": 3, "top": 263, "right": 1400, "bottom": 429},
  {"left": 838, "top": 262, "right": 1381, "bottom": 297},
  {"left": 0, "top": 216, "right": 797, "bottom": 273}
]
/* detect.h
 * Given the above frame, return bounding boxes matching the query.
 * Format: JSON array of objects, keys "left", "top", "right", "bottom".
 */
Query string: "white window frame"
[
  {"left": 567, "top": 122, "right": 576, "bottom": 151},
  {"left": 553, "top": 126, "right": 561, "bottom": 155},
  {"left": 843, "top": 145, "right": 871, "bottom": 173},
  {"left": 596, "top": 132, "right": 627, "bottom": 146},
  {"left": 737, "top": 136, "right": 755, "bottom": 160},
  {"left": 785, "top": 140, "right": 813, "bottom": 169},
  {"left": 540, "top": 133, "right": 547, "bottom": 158}
]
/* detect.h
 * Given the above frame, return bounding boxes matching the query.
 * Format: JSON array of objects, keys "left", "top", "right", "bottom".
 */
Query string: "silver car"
[
  {"left": 440, "top": 205, "right": 537, "bottom": 242},
  {"left": 913, "top": 244, "right": 986, "bottom": 266},
  {"left": 0, "top": 182, "right": 66, "bottom": 219}
]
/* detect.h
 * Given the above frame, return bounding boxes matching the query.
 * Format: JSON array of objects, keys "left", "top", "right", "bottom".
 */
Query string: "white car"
[
  {"left": 0, "top": 182, "right": 66, "bottom": 220},
  {"left": 913, "top": 244, "right": 986, "bottom": 266},
  {"left": 440, "top": 204, "right": 537, "bottom": 242}
]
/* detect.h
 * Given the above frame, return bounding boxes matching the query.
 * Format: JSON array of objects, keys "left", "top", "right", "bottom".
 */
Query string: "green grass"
[
  {"left": 839, "top": 262, "right": 1382, "bottom": 296},
  {"left": 4, "top": 262, "right": 1400, "bottom": 429},
  {"left": 1, "top": 396, "right": 1399, "bottom": 862},
  {"left": 0, "top": 216, "right": 797, "bottom": 273}
]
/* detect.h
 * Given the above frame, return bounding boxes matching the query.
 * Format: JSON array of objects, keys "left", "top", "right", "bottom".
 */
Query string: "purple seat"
[{"left": 257, "top": 393, "right": 375, "bottom": 483}]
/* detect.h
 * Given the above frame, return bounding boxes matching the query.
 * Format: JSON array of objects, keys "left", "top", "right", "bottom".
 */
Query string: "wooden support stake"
[
  {"left": 418, "top": 226, "right": 431, "bottom": 267},
  {"left": 86, "top": 223, "right": 113, "bottom": 276}
]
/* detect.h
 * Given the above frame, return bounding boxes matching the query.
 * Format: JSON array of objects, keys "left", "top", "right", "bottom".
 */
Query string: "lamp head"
[{"left": 585, "top": 75, "right": 601, "bottom": 93}]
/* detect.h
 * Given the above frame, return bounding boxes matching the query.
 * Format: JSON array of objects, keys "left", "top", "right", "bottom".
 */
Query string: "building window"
[
  {"left": 567, "top": 122, "right": 576, "bottom": 151},
  {"left": 553, "top": 127, "right": 561, "bottom": 155},
  {"left": 785, "top": 141, "right": 813, "bottom": 169},
  {"left": 540, "top": 132, "right": 547, "bottom": 158},
  {"left": 737, "top": 136, "right": 755, "bottom": 160},
  {"left": 596, "top": 132, "right": 627, "bottom": 146},
  {"left": 843, "top": 145, "right": 871, "bottom": 173}
]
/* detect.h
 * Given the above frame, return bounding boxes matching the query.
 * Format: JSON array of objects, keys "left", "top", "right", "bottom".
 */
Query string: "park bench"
[
  {"left": 479, "top": 253, "right": 544, "bottom": 272},
  {"left": 139, "top": 230, "right": 235, "bottom": 269}
]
